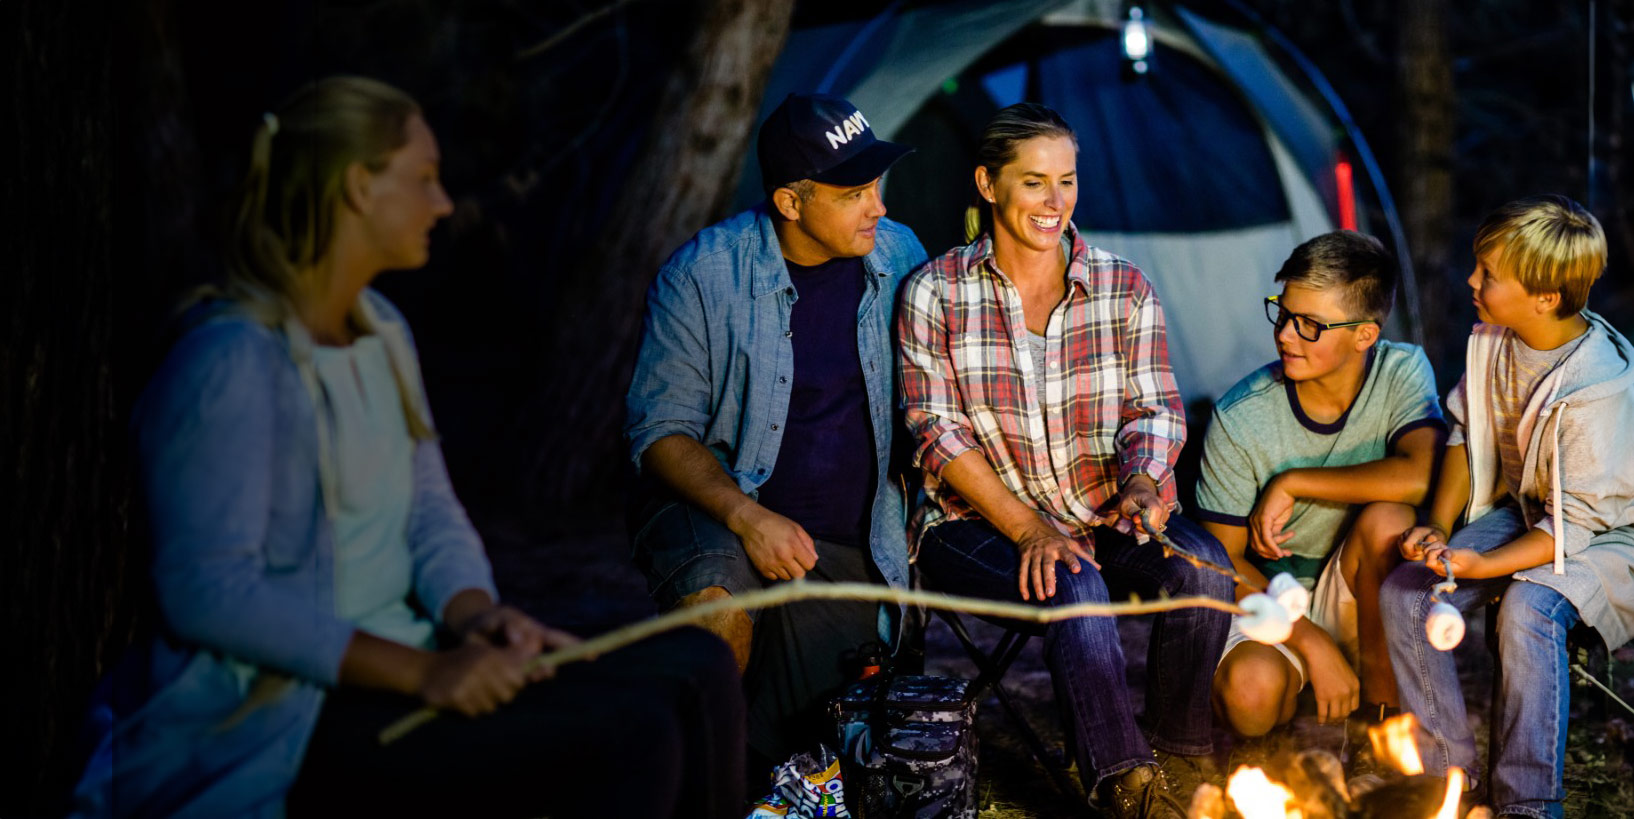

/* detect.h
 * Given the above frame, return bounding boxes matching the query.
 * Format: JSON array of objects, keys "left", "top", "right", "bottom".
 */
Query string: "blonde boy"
[{"left": 1382, "top": 195, "right": 1634, "bottom": 819}]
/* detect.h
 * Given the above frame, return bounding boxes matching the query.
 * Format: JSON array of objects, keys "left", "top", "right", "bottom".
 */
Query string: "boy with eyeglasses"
[{"left": 1195, "top": 231, "right": 1446, "bottom": 759}]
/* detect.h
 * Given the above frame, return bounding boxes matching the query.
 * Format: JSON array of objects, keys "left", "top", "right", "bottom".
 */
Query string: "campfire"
[{"left": 1185, "top": 714, "right": 1488, "bottom": 819}]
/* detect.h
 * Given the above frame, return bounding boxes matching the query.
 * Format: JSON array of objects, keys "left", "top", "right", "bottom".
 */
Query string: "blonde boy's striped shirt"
[{"left": 1492, "top": 334, "right": 1578, "bottom": 499}]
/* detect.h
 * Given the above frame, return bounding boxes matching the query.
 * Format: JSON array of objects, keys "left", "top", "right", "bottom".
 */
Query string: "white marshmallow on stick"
[
  {"left": 1137, "top": 511, "right": 1297, "bottom": 644},
  {"left": 1426, "top": 554, "right": 1466, "bottom": 651},
  {"left": 1426, "top": 602, "right": 1465, "bottom": 651},
  {"left": 1265, "top": 572, "right": 1309, "bottom": 623},
  {"left": 1238, "top": 593, "right": 1294, "bottom": 644}
]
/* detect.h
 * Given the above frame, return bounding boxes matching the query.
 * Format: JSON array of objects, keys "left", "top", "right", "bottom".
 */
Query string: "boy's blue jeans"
[
  {"left": 916, "top": 516, "right": 1232, "bottom": 793},
  {"left": 1381, "top": 505, "right": 1580, "bottom": 819}
]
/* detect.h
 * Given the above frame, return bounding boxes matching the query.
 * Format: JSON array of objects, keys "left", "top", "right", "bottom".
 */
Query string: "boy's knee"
[
  {"left": 1214, "top": 650, "right": 1295, "bottom": 737},
  {"left": 1354, "top": 502, "right": 1415, "bottom": 561}
]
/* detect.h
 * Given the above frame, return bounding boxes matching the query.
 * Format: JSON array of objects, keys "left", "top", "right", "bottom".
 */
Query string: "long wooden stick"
[
  {"left": 1432, "top": 554, "right": 1458, "bottom": 603},
  {"left": 377, "top": 579, "right": 1245, "bottom": 745},
  {"left": 1570, "top": 663, "right": 1634, "bottom": 718},
  {"left": 1141, "top": 511, "right": 1263, "bottom": 591}
]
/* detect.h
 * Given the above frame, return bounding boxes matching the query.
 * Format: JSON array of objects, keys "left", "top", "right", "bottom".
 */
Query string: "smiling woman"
[
  {"left": 897, "top": 102, "right": 1234, "bottom": 818},
  {"left": 70, "top": 76, "right": 744, "bottom": 818}
]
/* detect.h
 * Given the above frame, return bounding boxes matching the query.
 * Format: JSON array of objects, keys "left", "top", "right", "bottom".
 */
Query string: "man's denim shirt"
[{"left": 625, "top": 204, "right": 928, "bottom": 614}]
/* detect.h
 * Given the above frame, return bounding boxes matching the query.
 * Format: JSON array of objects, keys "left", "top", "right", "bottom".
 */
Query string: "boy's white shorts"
[{"left": 1218, "top": 542, "right": 1359, "bottom": 689}]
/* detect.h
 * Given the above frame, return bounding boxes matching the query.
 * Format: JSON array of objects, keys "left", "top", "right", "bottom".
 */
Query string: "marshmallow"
[
  {"left": 1238, "top": 593, "right": 1293, "bottom": 644},
  {"left": 1265, "top": 572, "right": 1309, "bottom": 623},
  {"left": 1425, "top": 602, "right": 1466, "bottom": 651}
]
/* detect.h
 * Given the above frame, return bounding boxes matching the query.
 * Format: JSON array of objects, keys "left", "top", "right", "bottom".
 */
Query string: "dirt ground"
[{"left": 485, "top": 519, "right": 1634, "bottom": 818}]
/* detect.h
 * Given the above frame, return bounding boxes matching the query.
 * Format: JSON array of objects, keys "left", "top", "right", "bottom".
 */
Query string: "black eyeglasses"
[{"left": 1264, "top": 296, "right": 1374, "bottom": 342}]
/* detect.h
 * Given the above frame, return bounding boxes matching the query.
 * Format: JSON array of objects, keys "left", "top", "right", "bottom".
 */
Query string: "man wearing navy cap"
[{"left": 625, "top": 92, "right": 927, "bottom": 766}]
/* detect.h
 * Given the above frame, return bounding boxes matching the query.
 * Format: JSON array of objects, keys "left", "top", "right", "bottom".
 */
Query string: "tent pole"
[{"left": 816, "top": 0, "right": 906, "bottom": 94}]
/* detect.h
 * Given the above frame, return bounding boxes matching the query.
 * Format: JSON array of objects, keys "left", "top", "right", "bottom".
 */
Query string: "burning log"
[
  {"left": 1195, "top": 715, "right": 1474, "bottom": 819},
  {"left": 1352, "top": 773, "right": 1453, "bottom": 818},
  {"left": 1284, "top": 750, "right": 1350, "bottom": 819},
  {"left": 1187, "top": 782, "right": 1226, "bottom": 819}
]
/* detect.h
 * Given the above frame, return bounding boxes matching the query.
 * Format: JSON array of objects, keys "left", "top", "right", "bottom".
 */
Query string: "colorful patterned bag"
[{"left": 831, "top": 675, "right": 977, "bottom": 818}]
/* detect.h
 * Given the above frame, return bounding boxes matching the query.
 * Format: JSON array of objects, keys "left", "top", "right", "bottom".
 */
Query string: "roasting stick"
[
  {"left": 1422, "top": 549, "right": 1468, "bottom": 651},
  {"left": 1570, "top": 664, "right": 1634, "bottom": 718},
  {"left": 1139, "top": 511, "right": 1311, "bottom": 625},
  {"left": 1141, "top": 511, "right": 1260, "bottom": 590},
  {"left": 376, "top": 580, "right": 1247, "bottom": 746},
  {"left": 1432, "top": 553, "right": 1458, "bottom": 602}
]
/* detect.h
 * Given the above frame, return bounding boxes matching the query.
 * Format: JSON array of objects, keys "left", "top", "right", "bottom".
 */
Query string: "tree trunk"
[
  {"left": 3, "top": 1, "right": 143, "bottom": 813},
  {"left": 1397, "top": 0, "right": 1456, "bottom": 364},
  {"left": 520, "top": 0, "right": 794, "bottom": 518},
  {"left": 1606, "top": 0, "right": 1634, "bottom": 318}
]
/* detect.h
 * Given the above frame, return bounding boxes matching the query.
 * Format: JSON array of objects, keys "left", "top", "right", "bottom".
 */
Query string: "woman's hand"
[
  {"left": 1248, "top": 478, "right": 1297, "bottom": 559},
  {"left": 1398, "top": 524, "right": 1448, "bottom": 561},
  {"left": 1014, "top": 524, "right": 1097, "bottom": 601},
  {"left": 1117, "top": 474, "right": 1170, "bottom": 533},
  {"left": 455, "top": 604, "right": 581, "bottom": 682},
  {"left": 416, "top": 642, "right": 530, "bottom": 717}
]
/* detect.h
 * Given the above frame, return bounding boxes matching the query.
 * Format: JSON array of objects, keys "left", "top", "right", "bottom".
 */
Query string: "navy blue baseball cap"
[{"left": 757, "top": 92, "right": 914, "bottom": 192}]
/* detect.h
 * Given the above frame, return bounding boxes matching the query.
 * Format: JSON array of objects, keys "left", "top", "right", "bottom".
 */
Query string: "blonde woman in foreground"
[{"left": 72, "top": 76, "right": 742, "bottom": 818}]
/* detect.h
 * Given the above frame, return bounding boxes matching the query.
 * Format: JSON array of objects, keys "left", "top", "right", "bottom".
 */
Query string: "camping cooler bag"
[{"left": 831, "top": 675, "right": 977, "bottom": 818}]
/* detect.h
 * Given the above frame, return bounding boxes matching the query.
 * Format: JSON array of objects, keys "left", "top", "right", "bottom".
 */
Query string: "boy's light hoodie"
[{"left": 1454, "top": 310, "right": 1634, "bottom": 647}]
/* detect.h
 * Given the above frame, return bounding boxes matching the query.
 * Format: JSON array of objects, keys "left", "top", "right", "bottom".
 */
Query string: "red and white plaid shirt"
[{"left": 897, "top": 226, "right": 1186, "bottom": 542}]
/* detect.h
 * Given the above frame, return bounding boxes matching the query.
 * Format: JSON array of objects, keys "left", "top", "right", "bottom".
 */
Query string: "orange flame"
[
  {"left": 1225, "top": 766, "right": 1303, "bottom": 819},
  {"left": 1434, "top": 766, "right": 1465, "bottom": 819},
  {"left": 1369, "top": 712, "right": 1425, "bottom": 775}
]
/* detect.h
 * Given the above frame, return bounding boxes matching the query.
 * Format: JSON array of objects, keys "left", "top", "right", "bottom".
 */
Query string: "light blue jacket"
[
  {"left": 624, "top": 205, "right": 928, "bottom": 622},
  {"left": 73, "top": 290, "right": 496, "bottom": 818}
]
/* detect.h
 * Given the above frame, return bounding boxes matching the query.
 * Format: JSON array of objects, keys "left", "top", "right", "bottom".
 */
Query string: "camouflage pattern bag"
[{"left": 831, "top": 675, "right": 977, "bottom": 818}]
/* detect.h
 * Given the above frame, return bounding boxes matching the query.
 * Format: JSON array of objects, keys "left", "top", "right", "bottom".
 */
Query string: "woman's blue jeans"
[
  {"left": 916, "top": 516, "right": 1233, "bottom": 792},
  {"left": 1381, "top": 506, "right": 1581, "bottom": 819}
]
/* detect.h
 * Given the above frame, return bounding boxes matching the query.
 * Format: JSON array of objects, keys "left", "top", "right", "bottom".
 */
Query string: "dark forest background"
[{"left": 6, "top": 0, "right": 1633, "bottom": 813}]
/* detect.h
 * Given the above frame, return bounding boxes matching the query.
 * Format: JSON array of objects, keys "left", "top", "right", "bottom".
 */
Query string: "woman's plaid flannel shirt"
[{"left": 897, "top": 227, "right": 1186, "bottom": 543}]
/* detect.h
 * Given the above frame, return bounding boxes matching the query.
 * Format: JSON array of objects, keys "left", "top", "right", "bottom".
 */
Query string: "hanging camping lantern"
[{"left": 1122, "top": 6, "right": 1150, "bottom": 75}]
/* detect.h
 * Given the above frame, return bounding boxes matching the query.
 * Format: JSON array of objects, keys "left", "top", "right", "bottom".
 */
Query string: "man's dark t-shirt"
[{"left": 752, "top": 255, "right": 877, "bottom": 546}]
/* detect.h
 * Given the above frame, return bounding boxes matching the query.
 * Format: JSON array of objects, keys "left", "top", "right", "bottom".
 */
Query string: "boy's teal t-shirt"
[{"left": 1194, "top": 340, "right": 1446, "bottom": 581}]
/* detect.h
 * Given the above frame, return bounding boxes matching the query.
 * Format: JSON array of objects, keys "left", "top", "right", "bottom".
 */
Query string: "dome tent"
[{"left": 737, "top": 0, "right": 1419, "bottom": 405}]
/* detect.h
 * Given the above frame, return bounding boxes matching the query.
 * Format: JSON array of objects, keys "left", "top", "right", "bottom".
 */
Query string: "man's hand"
[
  {"left": 1248, "top": 477, "right": 1296, "bottom": 559},
  {"left": 1117, "top": 474, "right": 1170, "bottom": 533},
  {"left": 453, "top": 604, "right": 581, "bottom": 682},
  {"left": 1398, "top": 524, "right": 1448, "bottom": 562},
  {"left": 1014, "top": 523, "right": 1097, "bottom": 601},
  {"left": 1293, "top": 627, "right": 1360, "bottom": 724},
  {"left": 726, "top": 502, "right": 818, "bottom": 581},
  {"left": 1423, "top": 544, "right": 1488, "bottom": 579}
]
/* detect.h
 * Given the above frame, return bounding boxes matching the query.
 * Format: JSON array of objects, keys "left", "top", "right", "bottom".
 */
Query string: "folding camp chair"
[{"left": 935, "top": 607, "right": 1084, "bottom": 799}]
